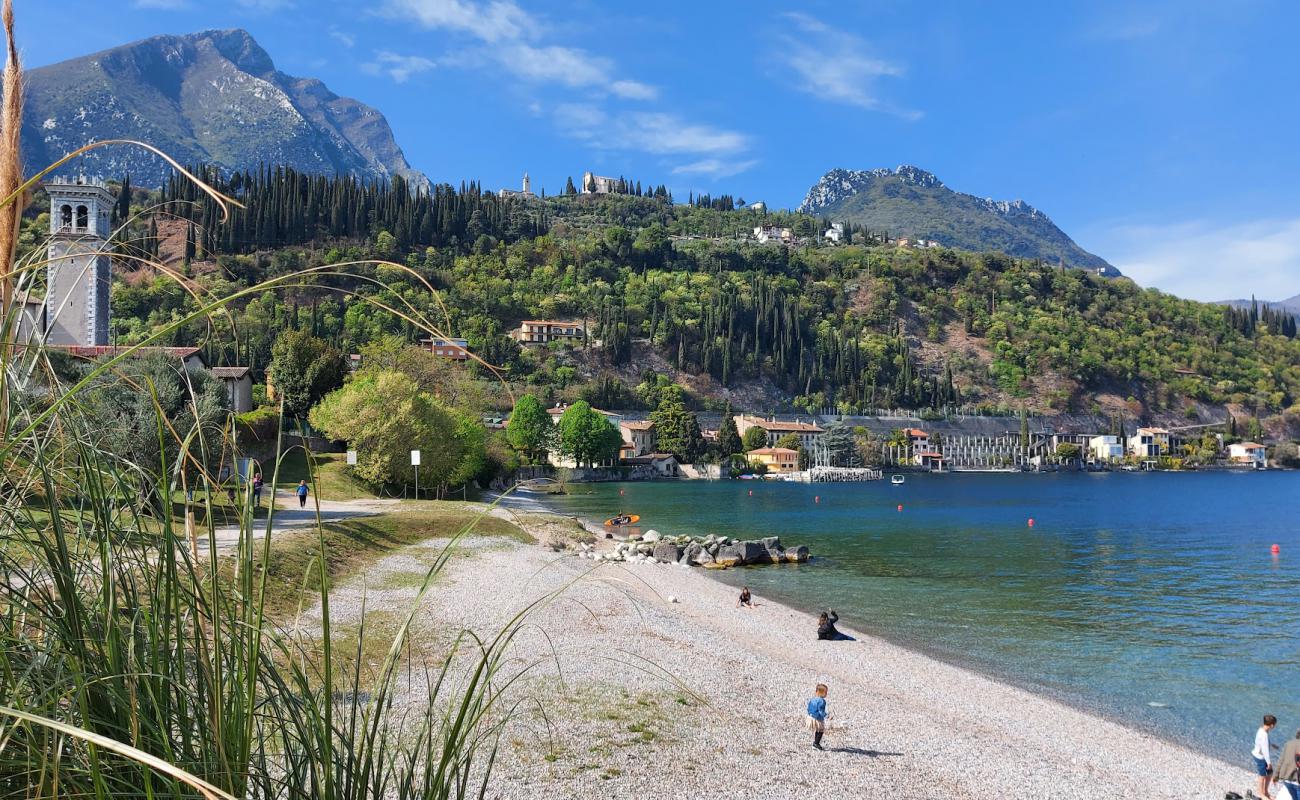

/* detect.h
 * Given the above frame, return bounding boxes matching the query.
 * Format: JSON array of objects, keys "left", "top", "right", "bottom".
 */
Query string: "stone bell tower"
[{"left": 46, "top": 176, "right": 114, "bottom": 346}]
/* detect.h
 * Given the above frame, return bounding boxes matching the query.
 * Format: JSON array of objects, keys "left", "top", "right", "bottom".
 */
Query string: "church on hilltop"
[{"left": 498, "top": 172, "right": 536, "bottom": 200}]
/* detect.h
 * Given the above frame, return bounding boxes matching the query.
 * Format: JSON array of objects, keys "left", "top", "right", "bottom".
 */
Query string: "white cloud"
[
  {"left": 362, "top": 51, "right": 437, "bottom": 83},
  {"left": 501, "top": 43, "right": 611, "bottom": 87},
  {"left": 234, "top": 0, "right": 294, "bottom": 10},
  {"left": 556, "top": 105, "right": 748, "bottom": 157},
  {"left": 1090, "top": 217, "right": 1300, "bottom": 302},
  {"left": 330, "top": 30, "right": 356, "bottom": 48},
  {"left": 671, "top": 158, "right": 760, "bottom": 178},
  {"left": 383, "top": 0, "right": 533, "bottom": 43},
  {"left": 610, "top": 80, "right": 658, "bottom": 101},
  {"left": 775, "top": 12, "right": 919, "bottom": 119},
  {"left": 381, "top": 0, "right": 657, "bottom": 100}
]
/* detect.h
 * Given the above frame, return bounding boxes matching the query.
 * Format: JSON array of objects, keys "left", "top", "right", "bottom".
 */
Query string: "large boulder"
[
  {"left": 691, "top": 547, "right": 715, "bottom": 566},
  {"left": 737, "top": 540, "right": 765, "bottom": 564},
  {"left": 643, "top": 530, "right": 661, "bottom": 542},
  {"left": 783, "top": 545, "right": 811, "bottom": 563},
  {"left": 652, "top": 540, "right": 682, "bottom": 563},
  {"left": 683, "top": 542, "right": 703, "bottom": 562},
  {"left": 761, "top": 536, "right": 782, "bottom": 551},
  {"left": 714, "top": 543, "right": 743, "bottom": 567}
]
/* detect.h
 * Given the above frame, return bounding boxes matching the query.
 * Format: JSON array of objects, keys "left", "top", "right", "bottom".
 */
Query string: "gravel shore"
[{"left": 307, "top": 507, "right": 1251, "bottom": 799}]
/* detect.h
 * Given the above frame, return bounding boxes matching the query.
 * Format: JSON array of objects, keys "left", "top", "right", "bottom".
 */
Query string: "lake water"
[{"left": 543, "top": 471, "right": 1300, "bottom": 760}]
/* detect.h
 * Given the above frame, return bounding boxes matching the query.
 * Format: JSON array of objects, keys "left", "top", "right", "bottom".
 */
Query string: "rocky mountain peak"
[
  {"left": 796, "top": 165, "right": 1116, "bottom": 274},
  {"left": 24, "top": 29, "right": 429, "bottom": 191}
]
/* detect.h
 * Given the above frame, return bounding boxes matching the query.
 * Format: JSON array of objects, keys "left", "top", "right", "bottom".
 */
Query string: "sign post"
[
  {"left": 346, "top": 449, "right": 357, "bottom": 466},
  {"left": 410, "top": 450, "right": 421, "bottom": 500}
]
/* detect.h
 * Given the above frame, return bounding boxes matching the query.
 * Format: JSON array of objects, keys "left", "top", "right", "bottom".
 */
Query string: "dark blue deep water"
[{"left": 544, "top": 472, "right": 1300, "bottom": 758}]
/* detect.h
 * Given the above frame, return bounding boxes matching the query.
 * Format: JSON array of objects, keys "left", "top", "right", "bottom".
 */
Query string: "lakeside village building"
[
  {"left": 15, "top": 178, "right": 254, "bottom": 411},
  {"left": 510, "top": 320, "right": 587, "bottom": 345}
]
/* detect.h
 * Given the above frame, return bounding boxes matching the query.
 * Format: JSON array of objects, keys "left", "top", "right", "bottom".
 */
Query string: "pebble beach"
[{"left": 307, "top": 507, "right": 1253, "bottom": 799}]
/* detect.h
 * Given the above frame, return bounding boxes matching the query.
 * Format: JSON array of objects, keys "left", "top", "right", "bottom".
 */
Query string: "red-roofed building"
[
  {"left": 733, "top": 415, "right": 825, "bottom": 449},
  {"left": 51, "top": 345, "right": 207, "bottom": 372}
]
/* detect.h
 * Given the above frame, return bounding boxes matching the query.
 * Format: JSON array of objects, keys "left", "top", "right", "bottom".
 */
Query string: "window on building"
[
  {"left": 75, "top": 205, "right": 89, "bottom": 230},
  {"left": 60, "top": 205, "right": 73, "bottom": 229}
]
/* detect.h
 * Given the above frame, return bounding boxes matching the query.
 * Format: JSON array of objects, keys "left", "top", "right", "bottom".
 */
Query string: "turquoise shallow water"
[{"left": 544, "top": 472, "right": 1300, "bottom": 760}]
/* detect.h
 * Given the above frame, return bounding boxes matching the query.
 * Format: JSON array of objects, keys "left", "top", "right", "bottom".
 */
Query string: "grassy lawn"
[
  {"left": 272, "top": 451, "right": 377, "bottom": 502},
  {"left": 250, "top": 502, "right": 531, "bottom": 620}
]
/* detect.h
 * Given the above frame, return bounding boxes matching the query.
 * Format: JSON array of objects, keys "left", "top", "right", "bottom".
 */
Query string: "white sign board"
[
  {"left": 410, "top": 450, "right": 421, "bottom": 466},
  {"left": 346, "top": 449, "right": 357, "bottom": 465}
]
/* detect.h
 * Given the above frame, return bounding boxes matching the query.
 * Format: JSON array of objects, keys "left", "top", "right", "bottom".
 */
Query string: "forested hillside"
[{"left": 20, "top": 168, "right": 1300, "bottom": 425}]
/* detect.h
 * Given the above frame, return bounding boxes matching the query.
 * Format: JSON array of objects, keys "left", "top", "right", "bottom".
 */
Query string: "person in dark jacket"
[{"left": 817, "top": 610, "right": 846, "bottom": 640}]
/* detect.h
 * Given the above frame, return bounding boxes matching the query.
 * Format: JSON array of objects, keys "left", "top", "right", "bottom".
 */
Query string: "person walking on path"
[
  {"left": 1275, "top": 729, "right": 1300, "bottom": 800},
  {"left": 252, "top": 473, "right": 264, "bottom": 508},
  {"left": 1253, "top": 714, "right": 1278, "bottom": 800},
  {"left": 806, "top": 683, "right": 829, "bottom": 750},
  {"left": 296, "top": 480, "right": 310, "bottom": 509}
]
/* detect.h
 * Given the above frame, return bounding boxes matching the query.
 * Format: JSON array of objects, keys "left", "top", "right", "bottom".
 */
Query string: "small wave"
[{"left": 1147, "top": 701, "right": 1170, "bottom": 708}]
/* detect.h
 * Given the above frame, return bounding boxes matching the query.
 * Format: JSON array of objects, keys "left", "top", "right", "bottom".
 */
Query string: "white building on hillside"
[
  {"left": 499, "top": 172, "right": 535, "bottom": 200},
  {"left": 1228, "top": 442, "right": 1266, "bottom": 468},
  {"left": 1088, "top": 435, "right": 1125, "bottom": 463},
  {"left": 753, "top": 225, "right": 793, "bottom": 244},
  {"left": 581, "top": 171, "right": 618, "bottom": 194}
]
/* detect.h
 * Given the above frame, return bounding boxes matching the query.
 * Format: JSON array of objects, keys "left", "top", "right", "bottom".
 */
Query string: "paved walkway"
[{"left": 197, "top": 490, "right": 398, "bottom": 554}]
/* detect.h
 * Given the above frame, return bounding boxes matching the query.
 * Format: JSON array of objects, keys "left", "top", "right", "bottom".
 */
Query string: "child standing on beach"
[
  {"left": 296, "top": 480, "right": 309, "bottom": 508},
  {"left": 806, "top": 683, "right": 829, "bottom": 750},
  {"left": 1253, "top": 714, "right": 1278, "bottom": 800}
]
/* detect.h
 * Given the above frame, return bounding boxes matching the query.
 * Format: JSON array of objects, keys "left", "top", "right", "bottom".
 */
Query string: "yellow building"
[{"left": 748, "top": 447, "right": 799, "bottom": 473}]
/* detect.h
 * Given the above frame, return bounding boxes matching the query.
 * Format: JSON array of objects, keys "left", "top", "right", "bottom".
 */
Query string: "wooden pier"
[{"left": 804, "top": 466, "right": 883, "bottom": 482}]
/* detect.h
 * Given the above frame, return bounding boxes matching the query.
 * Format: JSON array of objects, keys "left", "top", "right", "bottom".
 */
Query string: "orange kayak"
[{"left": 604, "top": 514, "right": 641, "bottom": 526}]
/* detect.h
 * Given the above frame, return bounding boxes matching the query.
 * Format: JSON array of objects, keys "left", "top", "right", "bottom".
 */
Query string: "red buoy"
[
  {"left": 897, "top": 504, "right": 903, "bottom": 512},
  {"left": 815, "top": 496, "right": 820, "bottom": 504},
  {"left": 1272, "top": 544, "right": 1281, "bottom": 554},
  {"left": 619, "top": 489, "right": 625, "bottom": 496},
  {"left": 748, "top": 490, "right": 753, "bottom": 496},
  {"left": 1028, "top": 518, "right": 1035, "bottom": 528}
]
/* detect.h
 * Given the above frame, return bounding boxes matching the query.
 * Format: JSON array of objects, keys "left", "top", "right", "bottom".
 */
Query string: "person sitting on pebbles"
[
  {"left": 738, "top": 586, "right": 755, "bottom": 608},
  {"left": 817, "top": 610, "right": 851, "bottom": 641}
]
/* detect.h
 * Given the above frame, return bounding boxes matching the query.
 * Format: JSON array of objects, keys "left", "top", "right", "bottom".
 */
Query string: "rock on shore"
[{"left": 576, "top": 532, "right": 810, "bottom": 568}]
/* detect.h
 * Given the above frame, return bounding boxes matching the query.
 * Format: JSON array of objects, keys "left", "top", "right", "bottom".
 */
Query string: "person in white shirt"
[{"left": 1253, "top": 714, "right": 1279, "bottom": 800}]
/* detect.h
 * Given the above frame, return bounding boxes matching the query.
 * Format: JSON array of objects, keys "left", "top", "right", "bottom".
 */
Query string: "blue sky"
[{"left": 22, "top": 0, "right": 1300, "bottom": 301}]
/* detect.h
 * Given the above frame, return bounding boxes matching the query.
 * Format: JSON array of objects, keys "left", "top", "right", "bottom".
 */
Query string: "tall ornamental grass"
[{"left": 0, "top": 2, "right": 528, "bottom": 795}]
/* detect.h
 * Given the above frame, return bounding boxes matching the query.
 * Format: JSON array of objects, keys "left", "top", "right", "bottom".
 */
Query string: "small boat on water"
[
  {"left": 604, "top": 514, "right": 641, "bottom": 527},
  {"left": 890, "top": 474, "right": 905, "bottom": 485}
]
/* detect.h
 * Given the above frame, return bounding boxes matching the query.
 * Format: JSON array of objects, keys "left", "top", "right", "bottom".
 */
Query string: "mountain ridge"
[
  {"left": 799, "top": 166, "right": 1117, "bottom": 274},
  {"left": 23, "top": 28, "right": 429, "bottom": 191}
]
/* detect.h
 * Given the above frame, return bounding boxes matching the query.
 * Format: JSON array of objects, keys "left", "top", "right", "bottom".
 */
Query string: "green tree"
[
  {"left": 1055, "top": 443, "right": 1081, "bottom": 461},
  {"left": 774, "top": 433, "right": 801, "bottom": 450},
  {"left": 821, "top": 422, "right": 861, "bottom": 467},
  {"left": 507, "top": 394, "right": 552, "bottom": 463},
  {"left": 268, "top": 330, "right": 349, "bottom": 418},
  {"left": 557, "top": 401, "right": 620, "bottom": 467},
  {"left": 716, "top": 403, "right": 741, "bottom": 457},
  {"left": 742, "top": 425, "right": 768, "bottom": 452},
  {"left": 1246, "top": 416, "right": 1264, "bottom": 442},
  {"left": 80, "top": 354, "right": 230, "bottom": 494},
  {"left": 310, "top": 370, "right": 473, "bottom": 493},
  {"left": 648, "top": 385, "right": 703, "bottom": 462}
]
